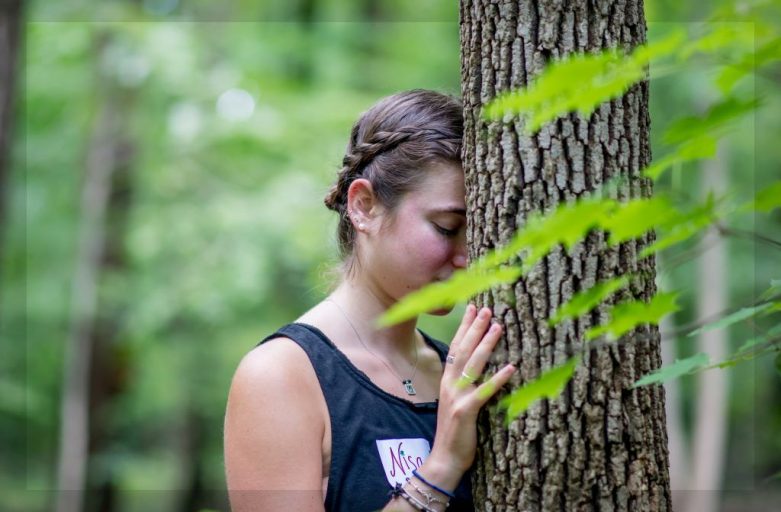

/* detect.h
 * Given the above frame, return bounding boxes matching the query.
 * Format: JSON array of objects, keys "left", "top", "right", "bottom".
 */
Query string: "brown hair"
[{"left": 324, "top": 89, "right": 463, "bottom": 259}]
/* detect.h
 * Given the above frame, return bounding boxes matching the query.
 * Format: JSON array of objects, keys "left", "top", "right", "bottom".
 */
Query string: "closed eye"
[{"left": 434, "top": 224, "right": 459, "bottom": 238}]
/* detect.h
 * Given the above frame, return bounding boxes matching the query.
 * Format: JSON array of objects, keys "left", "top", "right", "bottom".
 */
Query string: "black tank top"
[{"left": 259, "top": 323, "right": 474, "bottom": 512}]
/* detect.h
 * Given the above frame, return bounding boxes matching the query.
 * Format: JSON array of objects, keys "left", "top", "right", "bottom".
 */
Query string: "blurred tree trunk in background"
[
  {"left": 0, "top": 0, "right": 22, "bottom": 263},
  {"left": 460, "top": 1, "right": 671, "bottom": 510},
  {"left": 55, "top": 30, "right": 136, "bottom": 512},
  {"left": 660, "top": 313, "right": 687, "bottom": 507},
  {"left": 687, "top": 143, "right": 729, "bottom": 512}
]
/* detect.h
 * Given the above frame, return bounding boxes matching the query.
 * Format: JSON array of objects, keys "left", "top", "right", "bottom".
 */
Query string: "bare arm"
[
  {"left": 382, "top": 305, "right": 516, "bottom": 511},
  {"left": 224, "top": 339, "right": 327, "bottom": 511},
  {"left": 226, "top": 305, "right": 512, "bottom": 512}
]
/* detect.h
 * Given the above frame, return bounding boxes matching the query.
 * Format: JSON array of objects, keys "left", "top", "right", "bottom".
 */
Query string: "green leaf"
[
  {"left": 759, "top": 278, "right": 781, "bottom": 301},
  {"left": 483, "top": 31, "right": 684, "bottom": 133},
  {"left": 687, "top": 302, "right": 775, "bottom": 337},
  {"left": 744, "top": 181, "right": 781, "bottom": 213},
  {"left": 500, "top": 357, "right": 579, "bottom": 423},
  {"left": 642, "top": 135, "right": 718, "bottom": 181},
  {"left": 377, "top": 266, "right": 522, "bottom": 327},
  {"left": 735, "top": 324, "right": 781, "bottom": 354},
  {"left": 639, "top": 194, "right": 718, "bottom": 257},
  {"left": 474, "top": 198, "right": 616, "bottom": 272},
  {"left": 548, "top": 276, "right": 629, "bottom": 326},
  {"left": 600, "top": 197, "right": 680, "bottom": 246},
  {"left": 586, "top": 291, "right": 680, "bottom": 341},
  {"left": 679, "top": 24, "right": 754, "bottom": 61},
  {"left": 632, "top": 352, "right": 710, "bottom": 388},
  {"left": 715, "top": 38, "right": 781, "bottom": 94},
  {"left": 663, "top": 97, "right": 760, "bottom": 145}
]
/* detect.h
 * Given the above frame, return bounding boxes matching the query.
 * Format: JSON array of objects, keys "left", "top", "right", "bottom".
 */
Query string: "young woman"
[{"left": 224, "top": 90, "right": 517, "bottom": 511}]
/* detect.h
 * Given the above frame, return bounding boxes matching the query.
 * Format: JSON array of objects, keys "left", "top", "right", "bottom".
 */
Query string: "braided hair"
[{"left": 324, "top": 89, "right": 463, "bottom": 260}]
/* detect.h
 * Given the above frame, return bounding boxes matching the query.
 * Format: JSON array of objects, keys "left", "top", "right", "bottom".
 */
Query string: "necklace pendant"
[{"left": 403, "top": 379, "right": 417, "bottom": 396}]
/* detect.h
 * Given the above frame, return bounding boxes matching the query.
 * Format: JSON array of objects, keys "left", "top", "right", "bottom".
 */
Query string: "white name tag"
[{"left": 375, "top": 438, "right": 431, "bottom": 487}]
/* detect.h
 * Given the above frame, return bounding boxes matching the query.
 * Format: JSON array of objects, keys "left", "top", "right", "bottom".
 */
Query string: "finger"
[
  {"left": 457, "top": 307, "right": 493, "bottom": 362},
  {"left": 449, "top": 303, "right": 477, "bottom": 353},
  {"left": 444, "top": 305, "right": 484, "bottom": 380},
  {"left": 462, "top": 323, "right": 503, "bottom": 380},
  {"left": 474, "top": 364, "right": 517, "bottom": 405}
]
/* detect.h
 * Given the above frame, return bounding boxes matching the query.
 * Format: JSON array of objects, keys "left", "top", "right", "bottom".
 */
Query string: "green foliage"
[
  {"left": 632, "top": 352, "right": 710, "bottom": 388},
  {"left": 732, "top": 324, "right": 781, "bottom": 358},
  {"left": 483, "top": 30, "right": 685, "bottom": 132},
  {"left": 499, "top": 357, "right": 580, "bottom": 423},
  {"left": 12, "top": 1, "right": 781, "bottom": 506},
  {"left": 744, "top": 180, "right": 781, "bottom": 213},
  {"left": 601, "top": 197, "right": 680, "bottom": 245},
  {"left": 377, "top": 266, "right": 522, "bottom": 327},
  {"left": 642, "top": 134, "right": 718, "bottom": 180},
  {"left": 548, "top": 276, "right": 629, "bottom": 326},
  {"left": 687, "top": 302, "right": 776, "bottom": 337},
  {"left": 716, "top": 37, "right": 781, "bottom": 94},
  {"left": 662, "top": 96, "right": 760, "bottom": 145},
  {"left": 586, "top": 292, "right": 681, "bottom": 341},
  {"left": 477, "top": 198, "right": 617, "bottom": 271},
  {"left": 640, "top": 194, "right": 719, "bottom": 257}
]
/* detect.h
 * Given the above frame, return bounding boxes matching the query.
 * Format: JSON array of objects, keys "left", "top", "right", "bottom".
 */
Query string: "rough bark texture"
[{"left": 459, "top": 1, "right": 671, "bottom": 510}]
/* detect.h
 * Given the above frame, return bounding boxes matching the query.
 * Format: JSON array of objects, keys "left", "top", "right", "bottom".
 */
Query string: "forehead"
[{"left": 404, "top": 160, "right": 466, "bottom": 211}]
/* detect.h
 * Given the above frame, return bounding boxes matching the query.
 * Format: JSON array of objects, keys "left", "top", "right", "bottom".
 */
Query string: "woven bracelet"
[{"left": 411, "top": 469, "right": 456, "bottom": 499}]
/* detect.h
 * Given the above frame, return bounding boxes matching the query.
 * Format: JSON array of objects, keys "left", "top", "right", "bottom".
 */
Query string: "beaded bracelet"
[{"left": 411, "top": 469, "right": 455, "bottom": 499}]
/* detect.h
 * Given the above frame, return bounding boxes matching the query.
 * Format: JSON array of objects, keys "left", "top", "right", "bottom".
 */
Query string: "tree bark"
[{"left": 460, "top": 1, "right": 671, "bottom": 510}]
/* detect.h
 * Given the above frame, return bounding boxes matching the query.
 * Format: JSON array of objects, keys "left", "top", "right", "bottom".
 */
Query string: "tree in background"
[
  {"left": 55, "top": 30, "right": 137, "bottom": 512},
  {"left": 0, "top": 0, "right": 22, "bottom": 261},
  {"left": 460, "top": 1, "right": 670, "bottom": 509}
]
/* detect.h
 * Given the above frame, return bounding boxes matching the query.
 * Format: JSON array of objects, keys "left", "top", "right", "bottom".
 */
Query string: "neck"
[{"left": 328, "top": 278, "right": 419, "bottom": 359}]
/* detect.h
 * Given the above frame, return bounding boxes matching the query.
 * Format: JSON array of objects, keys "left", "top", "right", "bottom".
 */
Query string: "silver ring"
[
  {"left": 446, "top": 355, "right": 456, "bottom": 365},
  {"left": 460, "top": 370, "right": 476, "bottom": 383}
]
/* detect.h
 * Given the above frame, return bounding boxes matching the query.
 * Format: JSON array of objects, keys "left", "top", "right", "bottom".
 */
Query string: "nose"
[{"left": 452, "top": 244, "right": 467, "bottom": 269}]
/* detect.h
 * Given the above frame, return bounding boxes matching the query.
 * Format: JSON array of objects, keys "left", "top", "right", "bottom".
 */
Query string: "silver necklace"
[{"left": 326, "top": 298, "right": 419, "bottom": 396}]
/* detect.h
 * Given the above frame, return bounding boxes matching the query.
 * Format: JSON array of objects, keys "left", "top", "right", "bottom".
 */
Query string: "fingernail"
[{"left": 479, "top": 308, "right": 490, "bottom": 319}]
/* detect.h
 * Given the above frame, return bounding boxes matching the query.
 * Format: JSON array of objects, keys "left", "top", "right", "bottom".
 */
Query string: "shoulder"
[
  {"left": 229, "top": 335, "right": 321, "bottom": 405},
  {"left": 224, "top": 336, "right": 327, "bottom": 493}
]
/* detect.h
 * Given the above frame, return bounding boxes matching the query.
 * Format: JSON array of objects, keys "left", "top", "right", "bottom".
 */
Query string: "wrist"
[{"left": 417, "top": 453, "right": 464, "bottom": 494}]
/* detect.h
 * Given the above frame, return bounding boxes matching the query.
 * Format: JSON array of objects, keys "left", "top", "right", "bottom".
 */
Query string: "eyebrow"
[{"left": 431, "top": 207, "right": 467, "bottom": 216}]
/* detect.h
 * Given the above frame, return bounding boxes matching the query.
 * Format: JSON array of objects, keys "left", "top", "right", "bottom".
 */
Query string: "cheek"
[{"left": 402, "top": 231, "right": 452, "bottom": 268}]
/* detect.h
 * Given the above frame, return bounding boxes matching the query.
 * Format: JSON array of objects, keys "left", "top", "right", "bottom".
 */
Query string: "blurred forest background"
[{"left": 2, "top": 0, "right": 779, "bottom": 511}]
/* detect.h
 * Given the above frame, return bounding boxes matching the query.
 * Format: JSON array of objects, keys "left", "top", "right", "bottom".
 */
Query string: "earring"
[{"left": 358, "top": 223, "right": 365, "bottom": 230}]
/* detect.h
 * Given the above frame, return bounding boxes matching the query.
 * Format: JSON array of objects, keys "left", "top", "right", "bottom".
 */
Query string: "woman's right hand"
[{"left": 418, "top": 304, "right": 517, "bottom": 491}]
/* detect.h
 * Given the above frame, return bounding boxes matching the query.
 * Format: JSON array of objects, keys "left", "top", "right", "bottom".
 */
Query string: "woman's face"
[{"left": 362, "top": 160, "right": 467, "bottom": 314}]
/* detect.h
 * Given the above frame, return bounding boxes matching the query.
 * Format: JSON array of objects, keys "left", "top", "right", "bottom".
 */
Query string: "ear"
[{"left": 346, "top": 178, "right": 378, "bottom": 231}]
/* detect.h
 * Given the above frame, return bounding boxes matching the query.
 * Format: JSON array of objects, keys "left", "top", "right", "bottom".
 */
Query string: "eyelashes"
[{"left": 434, "top": 224, "right": 460, "bottom": 238}]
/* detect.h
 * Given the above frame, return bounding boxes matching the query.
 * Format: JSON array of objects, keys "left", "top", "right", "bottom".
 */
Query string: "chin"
[{"left": 428, "top": 305, "right": 455, "bottom": 316}]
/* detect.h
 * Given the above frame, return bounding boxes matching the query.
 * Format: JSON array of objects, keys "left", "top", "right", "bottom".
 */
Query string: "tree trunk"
[
  {"left": 460, "top": 1, "right": 671, "bottom": 510},
  {"left": 686, "top": 143, "right": 729, "bottom": 512},
  {"left": 55, "top": 30, "right": 135, "bottom": 512},
  {"left": 0, "top": 0, "right": 22, "bottom": 262},
  {"left": 661, "top": 313, "right": 688, "bottom": 505}
]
